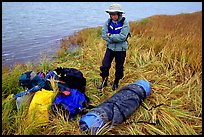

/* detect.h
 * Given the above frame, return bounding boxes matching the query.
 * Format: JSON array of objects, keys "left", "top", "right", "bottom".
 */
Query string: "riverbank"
[{"left": 2, "top": 11, "right": 202, "bottom": 135}]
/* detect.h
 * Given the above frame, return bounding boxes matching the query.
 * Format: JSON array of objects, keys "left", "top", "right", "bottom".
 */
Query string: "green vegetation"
[{"left": 2, "top": 11, "right": 202, "bottom": 135}]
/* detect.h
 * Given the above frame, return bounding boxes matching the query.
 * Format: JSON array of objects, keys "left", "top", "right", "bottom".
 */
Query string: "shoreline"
[{"left": 2, "top": 11, "right": 202, "bottom": 69}]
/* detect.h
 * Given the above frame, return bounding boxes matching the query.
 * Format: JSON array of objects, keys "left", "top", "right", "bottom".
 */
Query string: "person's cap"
[{"left": 105, "top": 3, "right": 125, "bottom": 14}]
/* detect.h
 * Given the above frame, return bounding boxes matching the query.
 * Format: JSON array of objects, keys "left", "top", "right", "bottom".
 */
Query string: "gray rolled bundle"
[{"left": 79, "top": 80, "right": 151, "bottom": 134}]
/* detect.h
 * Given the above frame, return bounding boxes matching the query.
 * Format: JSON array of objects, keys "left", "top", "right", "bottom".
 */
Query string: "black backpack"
[{"left": 55, "top": 67, "right": 86, "bottom": 93}]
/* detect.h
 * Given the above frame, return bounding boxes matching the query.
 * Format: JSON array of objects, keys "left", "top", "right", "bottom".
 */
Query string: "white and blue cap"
[
  {"left": 79, "top": 112, "right": 104, "bottom": 134},
  {"left": 105, "top": 3, "right": 125, "bottom": 14},
  {"left": 134, "top": 80, "right": 151, "bottom": 96}
]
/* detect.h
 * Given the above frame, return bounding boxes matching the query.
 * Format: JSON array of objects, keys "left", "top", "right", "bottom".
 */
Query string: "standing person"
[{"left": 98, "top": 3, "right": 130, "bottom": 90}]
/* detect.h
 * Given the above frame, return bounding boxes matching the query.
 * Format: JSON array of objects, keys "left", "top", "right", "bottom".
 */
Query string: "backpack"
[
  {"left": 52, "top": 88, "right": 88, "bottom": 120},
  {"left": 108, "top": 17, "right": 131, "bottom": 42},
  {"left": 51, "top": 67, "right": 94, "bottom": 120},
  {"left": 18, "top": 71, "right": 34, "bottom": 89},
  {"left": 54, "top": 67, "right": 86, "bottom": 93},
  {"left": 18, "top": 71, "right": 51, "bottom": 90}
]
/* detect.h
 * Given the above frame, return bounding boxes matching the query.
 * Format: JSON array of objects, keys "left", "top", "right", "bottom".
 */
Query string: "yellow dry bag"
[{"left": 27, "top": 88, "right": 55, "bottom": 126}]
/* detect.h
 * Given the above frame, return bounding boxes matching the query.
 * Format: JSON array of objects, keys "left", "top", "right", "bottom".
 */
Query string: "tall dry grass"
[{"left": 2, "top": 11, "right": 202, "bottom": 135}]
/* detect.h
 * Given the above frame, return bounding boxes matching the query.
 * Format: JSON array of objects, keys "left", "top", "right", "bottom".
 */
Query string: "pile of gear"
[{"left": 8, "top": 66, "right": 92, "bottom": 126}]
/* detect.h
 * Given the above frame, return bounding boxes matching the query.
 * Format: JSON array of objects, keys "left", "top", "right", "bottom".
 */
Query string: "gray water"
[{"left": 2, "top": 2, "right": 202, "bottom": 66}]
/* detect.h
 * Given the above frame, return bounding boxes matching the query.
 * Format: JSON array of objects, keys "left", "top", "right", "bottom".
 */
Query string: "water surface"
[{"left": 2, "top": 2, "right": 202, "bottom": 66}]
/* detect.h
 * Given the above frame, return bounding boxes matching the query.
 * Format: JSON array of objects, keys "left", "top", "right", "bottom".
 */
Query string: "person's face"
[{"left": 110, "top": 13, "right": 119, "bottom": 21}]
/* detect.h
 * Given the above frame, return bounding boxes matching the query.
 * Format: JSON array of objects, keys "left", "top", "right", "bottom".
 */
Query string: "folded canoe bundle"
[{"left": 79, "top": 80, "right": 151, "bottom": 135}]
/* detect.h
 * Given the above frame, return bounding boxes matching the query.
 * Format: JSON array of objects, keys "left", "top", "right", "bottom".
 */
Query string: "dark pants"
[{"left": 100, "top": 48, "right": 126, "bottom": 80}]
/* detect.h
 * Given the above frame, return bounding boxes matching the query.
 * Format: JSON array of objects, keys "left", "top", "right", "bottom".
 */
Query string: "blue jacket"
[{"left": 102, "top": 16, "right": 130, "bottom": 51}]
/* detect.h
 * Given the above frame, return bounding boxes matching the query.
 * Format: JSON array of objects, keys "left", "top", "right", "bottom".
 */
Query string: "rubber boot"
[
  {"left": 97, "top": 77, "right": 108, "bottom": 89},
  {"left": 112, "top": 78, "right": 119, "bottom": 91}
]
